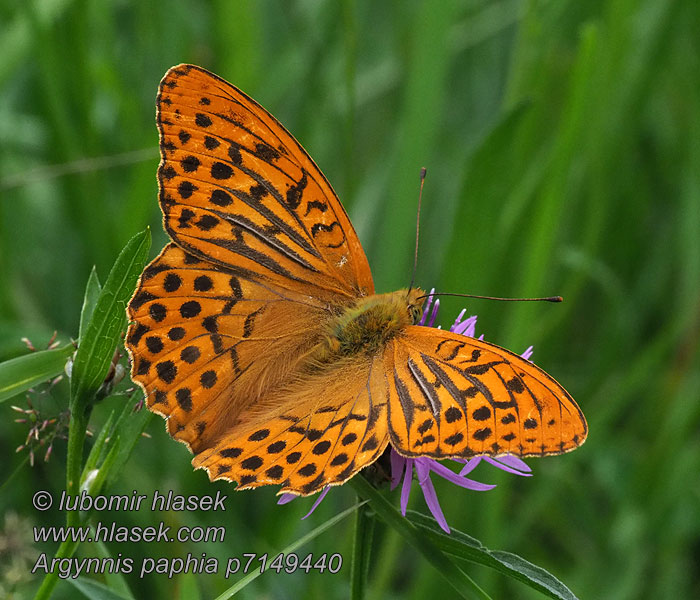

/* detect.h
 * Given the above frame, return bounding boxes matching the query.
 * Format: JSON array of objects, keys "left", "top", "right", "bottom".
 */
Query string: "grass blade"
[
  {"left": 214, "top": 500, "right": 367, "bottom": 599},
  {"left": 0, "top": 344, "right": 73, "bottom": 403}
]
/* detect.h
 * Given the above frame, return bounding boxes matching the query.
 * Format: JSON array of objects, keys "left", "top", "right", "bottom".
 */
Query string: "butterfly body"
[
  {"left": 317, "top": 288, "right": 426, "bottom": 362},
  {"left": 125, "top": 64, "right": 587, "bottom": 497}
]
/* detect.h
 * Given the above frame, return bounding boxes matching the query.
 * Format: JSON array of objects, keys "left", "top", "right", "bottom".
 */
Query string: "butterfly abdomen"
[{"left": 314, "top": 289, "right": 425, "bottom": 361}]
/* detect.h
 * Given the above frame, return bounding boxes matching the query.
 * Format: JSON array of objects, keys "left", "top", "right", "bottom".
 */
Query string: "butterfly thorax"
[{"left": 315, "top": 288, "right": 425, "bottom": 362}]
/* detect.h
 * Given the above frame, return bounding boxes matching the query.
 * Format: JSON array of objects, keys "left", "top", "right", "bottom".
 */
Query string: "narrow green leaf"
[
  {"left": 103, "top": 398, "right": 153, "bottom": 490},
  {"left": 0, "top": 344, "right": 73, "bottom": 403},
  {"left": 350, "top": 476, "right": 491, "bottom": 600},
  {"left": 176, "top": 573, "right": 202, "bottom": 600},
  {"left": 70, "top": 228, "right": 150, "bottom": 411},
  {"left": 1, "top": 454, "right": 30, "bottom": 494},
  {"left": 79, "top": 266, "right": 102, "bottom": 343},
  {"left": 214, "top": 501, "right": 367, "bottom": 599},
  {"left": 66, "top": 229, "right": 150, "bottom": 532},
  {"left": 84, "top": 438, "right": 120, "bottom": 498},
  {"left": 491, "top": 551, "right": 578, "bottom": 600},
  {"left": 91, "top": 538, "right": 136, "bottom": 600},
  {"left": 67, "top": 576, "right": 131, "bottom": 600},
  {"left": 33, "top": 540, "right": 81, "bottom": 600},
  {"left": 81, "top": 396, "right": 152, "bottom": 494},
  {"left": 407, "top": 511, "right": 579, "bottom": 600},
  {"left": 82, "top": 410, "right": 116, "bottom": 477},
  {"left": 351, "top": 499, "right": 375, "bottom": 600}
]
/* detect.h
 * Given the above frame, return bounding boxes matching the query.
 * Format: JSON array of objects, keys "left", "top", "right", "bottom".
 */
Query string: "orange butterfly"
[{"left": 125, "top": 64, "right": 587, "bottom": 497}]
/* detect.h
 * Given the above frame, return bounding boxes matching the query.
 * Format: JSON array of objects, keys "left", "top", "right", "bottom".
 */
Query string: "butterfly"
[{"left": 125, "top": 64, "right": 587, "bottom": 497}]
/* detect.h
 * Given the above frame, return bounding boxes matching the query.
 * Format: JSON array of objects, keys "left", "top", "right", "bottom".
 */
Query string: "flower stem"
[
  {"left": 350, "top": 495, "right": 375, "bottom": 600},
  {"left": 65, "top": 406, "right": 90, "bottom": 528},
  {"left": 32, "top": 405, "right": 91, "bottom": 600},
  {"left": 32, "top": 539, "right": 79, "bottom": 600}
]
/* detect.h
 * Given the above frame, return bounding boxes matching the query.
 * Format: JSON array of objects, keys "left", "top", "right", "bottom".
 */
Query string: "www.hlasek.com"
[{"left": 31, "top": 489, "right": 343, "bottom": 578}]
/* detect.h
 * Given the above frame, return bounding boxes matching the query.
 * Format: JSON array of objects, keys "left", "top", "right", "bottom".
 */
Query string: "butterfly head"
[{"left": 405, "top": 287, "right": 427, "bottom": 325}]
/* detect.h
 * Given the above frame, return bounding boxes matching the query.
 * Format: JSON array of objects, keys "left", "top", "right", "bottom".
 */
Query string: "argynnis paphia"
[{"left": 125, "top": 65, "right": 587, "bottom": 497}]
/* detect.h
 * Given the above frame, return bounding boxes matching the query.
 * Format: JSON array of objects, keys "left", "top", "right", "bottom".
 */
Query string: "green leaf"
[
  {"left": 0, "top": 344, "right": 73, "bottom": 403},
  {"left": 84, "top": 437, "right": 120, "bottom": 498},
  {"left": 65, "top": 229, "right": 151, "bottom": 532},
  {"left": 176, "top": 573, "right": 201, "bottom": 600},
  {"left": 351, "top": 499, "right": 375, "bottom": 600},
  {"left": 1, "top": 454, "right": 29, "bottom": 494},
  {"left": 82, "top": 410, "right": 117, "bottom": 476},
  {"left": 80, "top": 393, "right": 152, "bottom": 491},
  {"left": 66, "top": 576, "right": 131, "bottom": 600},
  {"left": 102, "top": 396, "right": 153, "bottom": 490},
  {"left": 350, "top": 476, "right": 491, "bottom": 600},
  {"left": 214, "top": 501, "right": 366, "bottom": 599},
  {"left": 79, "top": 266, "right": 102, "bottom": 343},
  {"left": 90, "top": 538, "right": 135, "bottom": 600},
  {"left": 406, "top": 511, "right": 579, "bottom": 600},
  {"left": 70, "top": 228, "right": 150, "bottom": 412},
  {"left": 79, "top": 393, "right": 151, "bottom": 492}
]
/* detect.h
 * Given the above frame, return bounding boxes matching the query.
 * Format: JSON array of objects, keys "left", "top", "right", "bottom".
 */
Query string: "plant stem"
[
  {"left": 32, "top": 539, "right": 79, "bottom": 600},
  {"left": 65, "top": 406, "right": 90, "bottom": 528},
  {"left": 33, "top": 404, "right": 91, "bottom": 600}
]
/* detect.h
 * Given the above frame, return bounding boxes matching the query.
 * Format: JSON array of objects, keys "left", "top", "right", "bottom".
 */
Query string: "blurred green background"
[{"left": 2, "top": 0, "right": 699, "bottom": 598}]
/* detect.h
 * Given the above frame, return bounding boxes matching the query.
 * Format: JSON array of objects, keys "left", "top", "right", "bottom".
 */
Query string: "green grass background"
[{"left": 2, "top": 0, "right": 699, "bottom": 598}]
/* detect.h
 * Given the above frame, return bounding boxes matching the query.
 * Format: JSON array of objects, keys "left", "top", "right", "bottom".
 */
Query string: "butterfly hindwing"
[
  {"left": 191, "top": 356, "right": 390, "bottom": 495},
  {"left": 156, "top": 64, "right": 373, "bottom": 300},
  {"left": 386, "top": 326, "right": 587, "bottom": 459}
]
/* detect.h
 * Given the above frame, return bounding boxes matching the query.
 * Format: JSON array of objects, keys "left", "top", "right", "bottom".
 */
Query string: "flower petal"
[
  {"left": 301, "top": 486, "right": 331, "bottom": 519},
  {"left": 453, "top": 315, "right": 477, "bottom": 337},
  {"left": 428, "top": 459, "right": 496, "bottom": 491},
  {"left": 457, "top": 457, "right": 482, "bottom": 476},
  {"left": 400, "top": 458, "right": 414, "bottom": 516},
  {"left": 415, "top": 460, "right": 450, "bottom": 533},
  {"left": 451, "top": 308, "right": 467, "bottom": 331},
  {"left": 486, "top": 455, "right": 532, "bottom": 475},
  {"left": 419, "top": 289, "right": 436, "bottom": 326},
  {"left": 390, "top": 449, "right": 405, "bottom": 490},
  {"left": 277, "top": 493, "right": 296, "bottom": 505}
]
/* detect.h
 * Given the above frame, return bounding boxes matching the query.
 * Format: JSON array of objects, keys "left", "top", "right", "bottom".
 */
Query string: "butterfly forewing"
[
  {"left": 156, "top": 65, "right": 373, "bottom": 300},
  {"left": 386, "top": 327, "right": 587, "bottom": 459},
  {"left": 126, "top": 243, "right": 329, "bottom": 454}
]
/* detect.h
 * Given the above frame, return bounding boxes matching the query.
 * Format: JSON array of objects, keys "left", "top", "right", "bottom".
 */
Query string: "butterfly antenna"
[
  {"left": 415, "top": 292, "right": 563, "bottom": 303},
  {"left": 409, "top": 167, "right": 427, "bottom": 292}
]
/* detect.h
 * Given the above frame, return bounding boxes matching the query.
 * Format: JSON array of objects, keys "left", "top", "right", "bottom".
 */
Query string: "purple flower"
[
  {"left": 387, "top": 451, "right": 531, "bottom": 533},
  {"left": 279, "top": 290, "right": 533, "bottom": 533}
]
